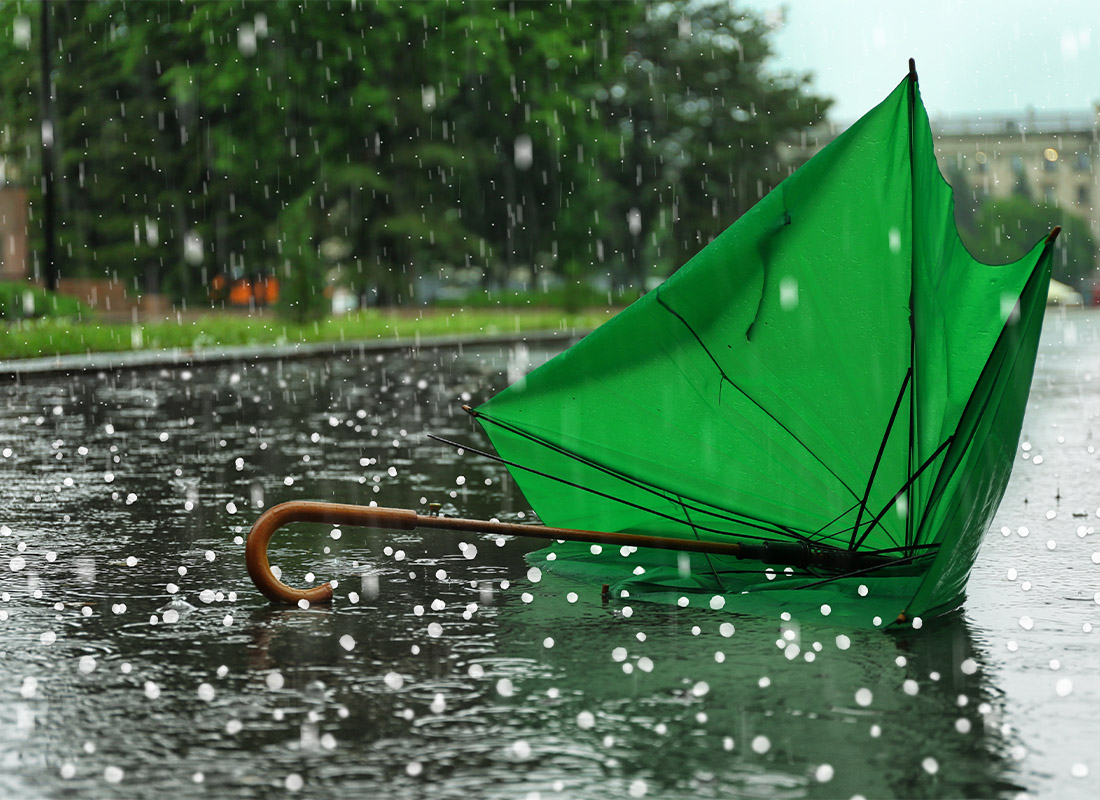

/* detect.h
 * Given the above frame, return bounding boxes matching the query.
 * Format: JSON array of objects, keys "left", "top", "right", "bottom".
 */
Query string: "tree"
[
  {"left": 966, "top": 196, "right": 1096, "bottom": 289},
  {"left": 600, "top": 2, "right": 831, "bottom": 291}
]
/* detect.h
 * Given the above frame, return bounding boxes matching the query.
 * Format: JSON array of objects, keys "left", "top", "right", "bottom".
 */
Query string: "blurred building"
[{"left": 782, "top": 107, "right": 1100, "bottom": 243}]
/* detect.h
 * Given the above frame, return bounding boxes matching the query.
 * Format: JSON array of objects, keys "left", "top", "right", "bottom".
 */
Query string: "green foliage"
[
  {"left": 0, "top": 0, "right": 830, "bottom": 312},
  {"left": 0, "top": 282, "right": 88, "bottom": 320},
  {"left": 963, "top": 197, "right": 1096, "bottom": 288}
]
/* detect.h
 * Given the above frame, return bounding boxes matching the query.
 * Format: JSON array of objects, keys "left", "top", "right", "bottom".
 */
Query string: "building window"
[
  {"left": 1075, "top": 151, "right": 1091, "bottom": 172},
  {"left": 1078, "top": 185, "right": 1090, "bottom": 206},
  {"left": 1043, "top": 185, "right": 1056, "bottom": 204},
  {"left": 1011, "top": 154, "right": 1026, "bottom": 175}
]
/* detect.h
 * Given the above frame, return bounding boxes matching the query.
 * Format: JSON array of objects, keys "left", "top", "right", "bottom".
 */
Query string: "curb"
[{"left": 0, "top": 328, "right": 590, "bottom": 382}]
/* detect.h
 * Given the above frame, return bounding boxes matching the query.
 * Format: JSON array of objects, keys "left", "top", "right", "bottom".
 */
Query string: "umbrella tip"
[
  {"left": 1047, "top": 226, "right": 1062, "bottom": 244},
  {"left": 461, "top": 404, "right": 477, "bottom": 417},
  {"left": 908, "top": 58, "right": 917, "bottom": 81}
]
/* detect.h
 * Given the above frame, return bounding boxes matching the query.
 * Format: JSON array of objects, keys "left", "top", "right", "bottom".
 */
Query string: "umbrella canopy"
[{"left": 472, "top": 67, "right": 1055, "bottom": 624}]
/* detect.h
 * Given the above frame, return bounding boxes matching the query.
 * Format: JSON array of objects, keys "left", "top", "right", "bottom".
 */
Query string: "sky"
[{"left": 739, "top": 0, "right": 1100, "bottom": 122}]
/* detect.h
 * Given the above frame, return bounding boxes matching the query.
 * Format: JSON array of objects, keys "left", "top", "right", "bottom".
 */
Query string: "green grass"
[
  {"left": 0, "top": 307, "right": 621, "bottom": 360},
  {"left": 0, "top": 282, "right": 90, "bottom": 320}
]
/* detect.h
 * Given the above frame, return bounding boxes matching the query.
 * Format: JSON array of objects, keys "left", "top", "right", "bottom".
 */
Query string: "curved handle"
[{"left": 245, "top": 501, "right": 417, "bottom": 604}]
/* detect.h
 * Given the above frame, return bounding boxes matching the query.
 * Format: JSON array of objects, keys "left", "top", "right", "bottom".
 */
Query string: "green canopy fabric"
[{"left": 473, "top": 69, "right": 1055, "bottom": 626}]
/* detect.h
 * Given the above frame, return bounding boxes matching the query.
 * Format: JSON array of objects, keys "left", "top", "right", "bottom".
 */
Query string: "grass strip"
[{"left": 0, "top": 307, "right": 619, "bottom": 360}]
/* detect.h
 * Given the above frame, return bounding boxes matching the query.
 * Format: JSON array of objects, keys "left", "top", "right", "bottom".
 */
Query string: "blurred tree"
[
  {"left": 965, "top": 196, "right": 1095, "bottom": 289},
  {"left": 0, "top": 0, "right": 828, "bottom": 313},
  {"left": 601, "top": 1, "right": 831, "bottom": 291}
]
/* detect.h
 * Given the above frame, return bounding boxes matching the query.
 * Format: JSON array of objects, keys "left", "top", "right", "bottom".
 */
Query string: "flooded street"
[{"left": 0, "top": 310, "right": 1097, "bottom": 799}]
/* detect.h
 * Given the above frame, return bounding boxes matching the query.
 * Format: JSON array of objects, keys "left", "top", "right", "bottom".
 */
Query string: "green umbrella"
[{"left": 471, "top": 62, "right": 1057, "bottom": 627}]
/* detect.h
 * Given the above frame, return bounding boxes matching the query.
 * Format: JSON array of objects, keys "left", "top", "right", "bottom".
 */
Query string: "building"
[{"left": 782, "top": 107, "right": 1100, "bottom": 255}]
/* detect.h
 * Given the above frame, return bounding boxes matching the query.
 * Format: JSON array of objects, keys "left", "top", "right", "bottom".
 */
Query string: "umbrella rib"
[
  {"left": 849, "top": 367, "right": 911, "bottom": 549},
  {"left": 463, "top": 411, "right": 813, "bottom": 540},
  {"left": 430, "top": 433, "right": 811, "bottom": 545}
]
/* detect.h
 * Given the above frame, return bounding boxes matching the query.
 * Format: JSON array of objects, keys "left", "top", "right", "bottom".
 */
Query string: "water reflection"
[{"left": 0, "top": 320, "right": 1094, "bottom": 797}]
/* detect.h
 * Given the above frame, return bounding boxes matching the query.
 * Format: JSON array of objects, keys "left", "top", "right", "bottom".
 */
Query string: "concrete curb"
[{"left": 0, "top": 328, "right": 590, "bottom": 382}]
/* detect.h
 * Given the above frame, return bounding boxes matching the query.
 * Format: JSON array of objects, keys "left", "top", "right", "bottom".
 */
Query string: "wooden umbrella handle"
[{"left": 245, "top": 501, "right": 417, "bottom": 604}]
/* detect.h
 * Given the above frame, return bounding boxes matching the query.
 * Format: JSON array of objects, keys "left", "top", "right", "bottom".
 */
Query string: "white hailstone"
[
  {"left": 628, "top": 779, "right": 648, "bottom": 797},
  {"left": 758, "top": 677, "right": 771, "bottom": 688},
  {"left": 520, "top": 593, "right": 533, "bottom": 604},
  {"left": 60, "top": 763, "right": 75, "bottom": 779},
  {"left": 955, "top": 718, "right": 971, "bottom": 733},
  {"left": 222, "top": 615, "right": 234, "bottom": 627},
  {"left": 383, "top": 672, "right": 404, "bottom": 690},
  {"left": 9, "top": 556, "right": 26, "bottom": 572},
  {"left": 637, "top": 657, "right": 654, "bottom": 673},
  {"left": 903, "top": 680, "right": 919, "bottom": 696},
  {"left": 577, "top": 711, "right": 596, "bottom": 730},
  {"left": 751, "top": 735, "right": 771, "bottom": 754},
  {"left": 430, "top": 599, "right": 445, "bottom": 611},
  {"left": 496, "top": 678, "right": 514, "bottom": 697},
  {"left": 78, "top": 656, "right": 96, "bottom": 674},
  {"left": 225, "top": 501, "right": 237, "bottom": 514},
  {"left": 1019, "top": 616, "right": 1034, "bottom": 630},
  {"left": 266, "top": 672, "right": 284, "bottom": 691},
  {"left": 960, "top": 658, "right": 978, "bottom": 675},
  {"left": 710, "top": 595, "right": 726, "bottom": 610},
  {"left": 1056, "top": 678, "right": 1074, "bottom": 697},
  {"left": 543, "top": 637, "right": 554, "bottom": 649},
  {"left": 815, "top": 764, "right": 835, "bottom": 782},
  {"left": 922, "top": 757, "right": 939, "bottom": 775},
  {"left": 144, "top": 681, "right": 161, "bottom": 700},
  {"left": 467, "top": 663, "right": 485, "bottom": 679},
  {"left": 430, "top": 694, "right": 446, "bottom": 714},
  {"left": 166, "top": 583, "right": 179, "bottom": 595},
  {"left": 339, "top": 635, "right": 356, "bottom": 652},
  {"left": 820, "top": 604, "right": 832, "bottom": 616},
  {"left": 297, "top": 600, "right": 310, "bottom": 610},
  {"left": 20, "top": 677, "right": 37, "bottom": 698},
  {"left": 1071, "top": 763, "right": 1089, "bottom": 778},
  {"left": 347, "top": 592, "right": 360, "bottom": 604},
  {"left": 104, "top": 766, "right": 124, "bottom": 784},
  {"left": 162, "top": 609, "right": 180, "bottom": 624},
  {"left": 526, "top": 567, "right": 542, "bottom": 583},
  {"left": 197, "top": 683, "right": 215, "bottom": 702},
  {"left": 836, "top": 634, "right": 851, "bottom": 650},
  {"left": 427, "top": 622, "right": 443, "bottom": 637},
  {"left": 205, "top": 551, "right": 216, "bottom": 562},
  {"left": 691, "top": 681, "right": 710, "bottom": 697},
  {"left": 406, "top": 761, "right": 423, "bottom": 777},
  {"left": 40, "top": 631, "right": 56, "bottom": 645},
  {"left": 855, "top": 688, "right": 873, "bottom": 707},
  {"left": 199, "top": 590, "right": 216, "bottom": 604},
  {"left": 284, "top": 773, "right": 304, "bottom": 791},
  {"left": 511, "top": 740, "right": 531, "bottom": 759}
]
